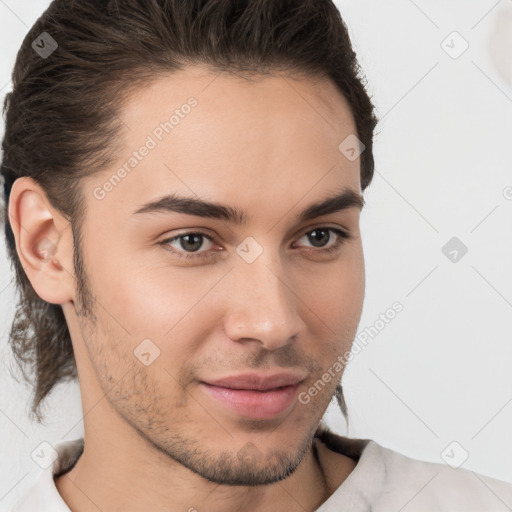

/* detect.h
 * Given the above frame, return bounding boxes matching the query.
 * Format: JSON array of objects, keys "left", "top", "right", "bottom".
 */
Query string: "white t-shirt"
[{"left": 12, "top": 431, "right": 512, "bottom": 512}]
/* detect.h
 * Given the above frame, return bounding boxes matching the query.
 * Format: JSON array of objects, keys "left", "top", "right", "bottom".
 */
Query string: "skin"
[{"left": 10, "top": 65, "right": 365, "bottom": 511}]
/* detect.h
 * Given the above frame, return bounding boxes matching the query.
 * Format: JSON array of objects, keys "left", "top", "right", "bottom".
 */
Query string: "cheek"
[
  {"left": 86, "top": 235, "right": 222, "bottom": 335},
  {"left": 338, "top": 250, "right": 365, "bottom": 320},
  {"left": 84, "top": 234, "right": 363, "bottom": 359},
  {"left": 296, "top": 246, "right": 364, "bottom": 327},
  {"left": 295, "top": 247, "right": 365, "bottom": 368}
]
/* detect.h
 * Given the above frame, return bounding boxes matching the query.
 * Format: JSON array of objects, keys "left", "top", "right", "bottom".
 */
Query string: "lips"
[
  {"left": 200, "top": 372, "right": 306, "bottom": 419},
  {"left": 202, "top": 372, "right": 306, "bottom": 391}
]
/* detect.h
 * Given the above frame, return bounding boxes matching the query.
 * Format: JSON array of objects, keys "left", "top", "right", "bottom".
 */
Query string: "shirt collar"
[{"left": 12, "top": 438, "right": 84, "bottom": 512}]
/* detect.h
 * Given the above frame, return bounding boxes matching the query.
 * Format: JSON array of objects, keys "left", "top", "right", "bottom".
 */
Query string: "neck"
[{"left": 55, "top": 430, "right": 333, "bottom": 512}]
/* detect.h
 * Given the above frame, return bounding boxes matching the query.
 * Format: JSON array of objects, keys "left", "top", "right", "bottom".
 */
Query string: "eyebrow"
[{"left": 133, "top": 187, "right": 364, "bottom": 225}]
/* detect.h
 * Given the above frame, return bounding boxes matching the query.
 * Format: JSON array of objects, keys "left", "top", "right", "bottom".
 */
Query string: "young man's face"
[{"left": 65, "top": 65, "right": 365, "bottom": 485}]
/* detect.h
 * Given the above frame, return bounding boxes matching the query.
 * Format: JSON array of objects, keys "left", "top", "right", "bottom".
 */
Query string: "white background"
[{"left": 1, "top": 1, "right": 512, "bottom": 510}]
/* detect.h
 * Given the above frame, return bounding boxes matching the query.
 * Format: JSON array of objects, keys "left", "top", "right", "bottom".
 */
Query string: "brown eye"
[
  {"left": 306, "top": 228, "right": 333, "bottom": 247},
  {"left": 159, "top": 231, "right": 217, "bottom": 260},
  {"left": 293, "top": 227, "right": 350, "bottom": 251}
]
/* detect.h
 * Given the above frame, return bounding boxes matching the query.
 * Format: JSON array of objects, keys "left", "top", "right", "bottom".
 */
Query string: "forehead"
[
  {"left": 121, "top": 65, "right": 357, "bottom": 142},
  {"left": 85, "top": 65, "right": 362, "bottom": 221}
]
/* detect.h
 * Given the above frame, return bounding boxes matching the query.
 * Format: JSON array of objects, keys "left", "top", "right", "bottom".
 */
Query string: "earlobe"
[{"left": 8, "top": 177, "right": 74, "bottom": 305}]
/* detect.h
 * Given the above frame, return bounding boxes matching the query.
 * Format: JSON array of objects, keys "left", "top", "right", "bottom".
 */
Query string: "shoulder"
[
  {"left": 314, "top": 426, "right": 512, "bottom": 511},
  {"left": 372, "top": 442, "right": 512, "bottom": 510}
]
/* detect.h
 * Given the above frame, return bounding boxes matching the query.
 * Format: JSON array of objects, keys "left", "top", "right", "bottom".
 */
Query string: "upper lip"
[{"left": 202, "top": 372, "right": 306, "bottom": 391}]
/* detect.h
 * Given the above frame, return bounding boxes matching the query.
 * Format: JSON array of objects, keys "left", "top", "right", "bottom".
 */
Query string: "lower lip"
[{"left": 199, "top": 382, "right": 300, "bottom": 419}]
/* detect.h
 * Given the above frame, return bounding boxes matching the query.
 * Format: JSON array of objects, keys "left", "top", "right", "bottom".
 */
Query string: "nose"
[{"left": 222, "top": 249, "right": 306, "bottom": 351}]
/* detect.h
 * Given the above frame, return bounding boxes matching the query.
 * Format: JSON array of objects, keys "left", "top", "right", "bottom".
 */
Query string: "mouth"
[{"left": 198, "top": 371, "right": 306, "bottom": 420}]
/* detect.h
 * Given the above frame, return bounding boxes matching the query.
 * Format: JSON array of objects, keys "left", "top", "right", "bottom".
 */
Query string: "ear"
[{"left": 8, "top": 177, "right": 76, "bottom": 305}]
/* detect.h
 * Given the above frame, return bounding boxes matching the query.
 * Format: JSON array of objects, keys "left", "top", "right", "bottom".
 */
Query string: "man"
[{"left": 2, "top": 1, "right": 512, "bottom": 511}]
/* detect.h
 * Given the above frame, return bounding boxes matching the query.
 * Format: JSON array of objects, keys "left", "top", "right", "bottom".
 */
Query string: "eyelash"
[{"left": 158, "top": 226, "right": 352, "bottom": 261}]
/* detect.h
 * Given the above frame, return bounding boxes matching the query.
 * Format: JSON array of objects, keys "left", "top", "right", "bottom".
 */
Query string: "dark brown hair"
[{"left": 1, "top": 0, "right": 378, "bottom": 423}]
